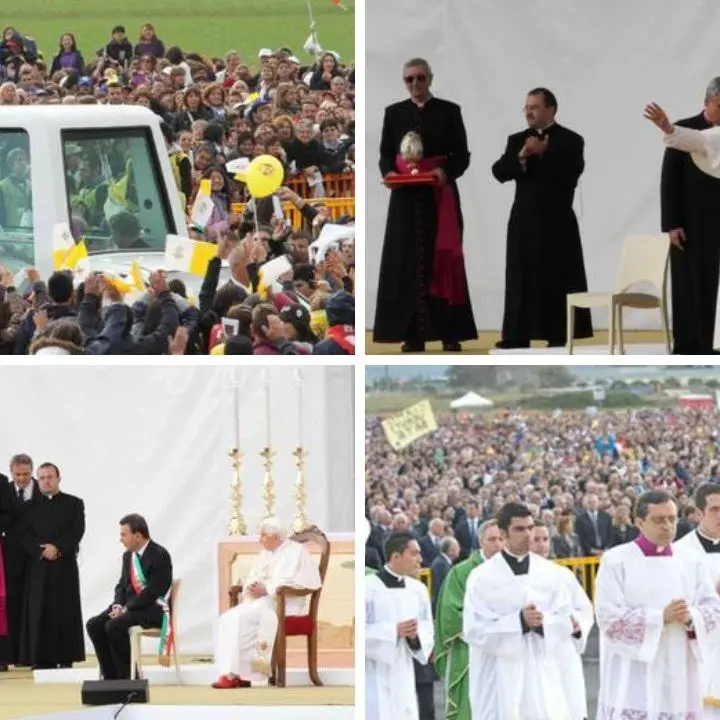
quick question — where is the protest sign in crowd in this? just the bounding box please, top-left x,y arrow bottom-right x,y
0,22 -> 355,354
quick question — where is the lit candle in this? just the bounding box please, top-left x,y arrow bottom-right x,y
295,369 -> 303,447
264,370 -> 272,447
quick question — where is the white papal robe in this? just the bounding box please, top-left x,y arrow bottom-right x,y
674,530 -> 720,718
463,551 -> 573,720
595,540 -> 720,720
553,564 -> 594,720
214,539 -> 321,681
663,125 -> 720,348
365,572 -> 433,720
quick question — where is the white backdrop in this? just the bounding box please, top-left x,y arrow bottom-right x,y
366,0 -> 720,330
0,366 -> 354,654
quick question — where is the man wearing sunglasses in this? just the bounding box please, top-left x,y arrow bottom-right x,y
374,58 -> 477,353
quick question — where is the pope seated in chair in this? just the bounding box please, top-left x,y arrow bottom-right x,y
212,517 -> 322,689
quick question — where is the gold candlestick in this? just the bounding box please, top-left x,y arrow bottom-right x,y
260,446 -> 276,518
228,448 -> 246,535
292,446 -> 308,532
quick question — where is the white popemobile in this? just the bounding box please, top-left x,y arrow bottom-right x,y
0,104 -> 223,294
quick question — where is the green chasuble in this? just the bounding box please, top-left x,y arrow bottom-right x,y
434,550 -> 484,720
365,567 -> 377,576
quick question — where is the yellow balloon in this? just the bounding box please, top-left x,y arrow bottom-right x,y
245,154 -> 284,198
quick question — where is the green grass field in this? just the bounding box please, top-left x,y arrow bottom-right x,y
2,0 -> 354,67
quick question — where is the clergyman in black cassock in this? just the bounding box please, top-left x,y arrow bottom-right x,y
19,465 -> 85,669
492,88 -> 592,348
86,516 -> 172,680
661,80 -> 720,354
1,462 -> 41,668
373,59 -> 477,351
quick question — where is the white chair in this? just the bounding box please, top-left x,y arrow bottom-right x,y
129,579 -> 182,684
567,234 -> 670,354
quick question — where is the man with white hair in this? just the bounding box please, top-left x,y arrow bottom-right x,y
212,517 -> 321,689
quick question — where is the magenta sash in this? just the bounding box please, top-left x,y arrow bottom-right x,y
0,538 -> 7,636
395,154 -> 466,305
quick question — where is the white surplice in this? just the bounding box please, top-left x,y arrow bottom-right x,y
462,551 -> 573,720
553,564 -> 594,720
674,530 -> 720,718
595,541 -> 720,719
365,572 -> 433,720
214,539 -> 321,680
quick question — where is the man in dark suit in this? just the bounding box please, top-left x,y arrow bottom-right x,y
419,518 -> 445,567
575,494 -> 613,556
0,455 -> 40,670
454,500 -> 481,561
86,514 -> 173,679
492,87 -> 592,348
373,57 -> 477,352
430,537 -> 459,613
367,508 -> 391,566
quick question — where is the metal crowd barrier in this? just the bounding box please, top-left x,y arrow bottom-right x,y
231,197 -> 355,230
418,556 -> 601,603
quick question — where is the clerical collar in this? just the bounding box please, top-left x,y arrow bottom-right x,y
383,564 -> 403,580
697,528 -> 720,545
503,548 -> 529,562
696,529 -> 720,553
502,549 -> 530,575
634,534 -> 672,557
410,94 -> 432,108
377,565 -> 406,589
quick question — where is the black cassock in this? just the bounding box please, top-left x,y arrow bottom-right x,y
0,475 -> 40,665
20,491 -> 85,667
492,123 -> 593,345
661,112 -> 720,354
373,97 -> 477,344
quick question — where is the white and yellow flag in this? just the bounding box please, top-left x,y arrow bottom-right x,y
190,178 -> 214,229
164,234 -> 217,277
52,223 -> 76,270
381,399 -> 438,451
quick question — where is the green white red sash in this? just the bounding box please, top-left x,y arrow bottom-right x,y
130,553 -> 173,666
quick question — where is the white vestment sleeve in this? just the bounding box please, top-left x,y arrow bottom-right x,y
664,125 -> 720,168
462,566 -> 523,658
266,541 -> 321,596
365,578 -> 398,665
595,553 -> 664,663
565,567 -> 595,654
687,560 -> 720,664
410,581 -> 433,665
538,576 -> 574,654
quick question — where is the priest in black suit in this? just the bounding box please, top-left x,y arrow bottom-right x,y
492,88 -> 592,348
373,58 -> 477,352
19,462 -> 85,669
660,77 -> 720,354
86,514 -> 173,680
0,455 -> 40,670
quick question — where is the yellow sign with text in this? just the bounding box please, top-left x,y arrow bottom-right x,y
382,400 -> 437,450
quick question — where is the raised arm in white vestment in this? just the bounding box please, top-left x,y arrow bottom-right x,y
664,126 -> 720,169
595,555 -> 664,663
365,579 -> 398,665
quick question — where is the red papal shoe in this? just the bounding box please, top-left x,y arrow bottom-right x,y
212,675 -> 251,689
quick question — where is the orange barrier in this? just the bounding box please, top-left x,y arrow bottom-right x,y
231,198 -> 355,231
418,556 -> 600,601
286,172 -> 355,199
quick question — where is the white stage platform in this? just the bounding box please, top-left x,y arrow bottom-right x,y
33,666 -> 353,687
24,706 -> 354,720
489,343 -> 667,356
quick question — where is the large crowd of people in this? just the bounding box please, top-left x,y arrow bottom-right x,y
365,404 -> 720,719
0,22 -> 355,355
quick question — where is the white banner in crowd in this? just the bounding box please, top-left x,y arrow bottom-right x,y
0,366 -> 354,654
365,0 -> 720,330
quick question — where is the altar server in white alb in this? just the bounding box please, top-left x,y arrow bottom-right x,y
212,517 -> 321,689
530,520 -> 594,720
365,530 -> 433,720
463,502 -> 573,720
674,484 -> 720,718
596,490 -> 720,719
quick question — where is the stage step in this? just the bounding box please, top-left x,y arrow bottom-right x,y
33,665 -> 354,687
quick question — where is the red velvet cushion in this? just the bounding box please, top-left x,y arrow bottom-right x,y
285,615 -> 314,636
